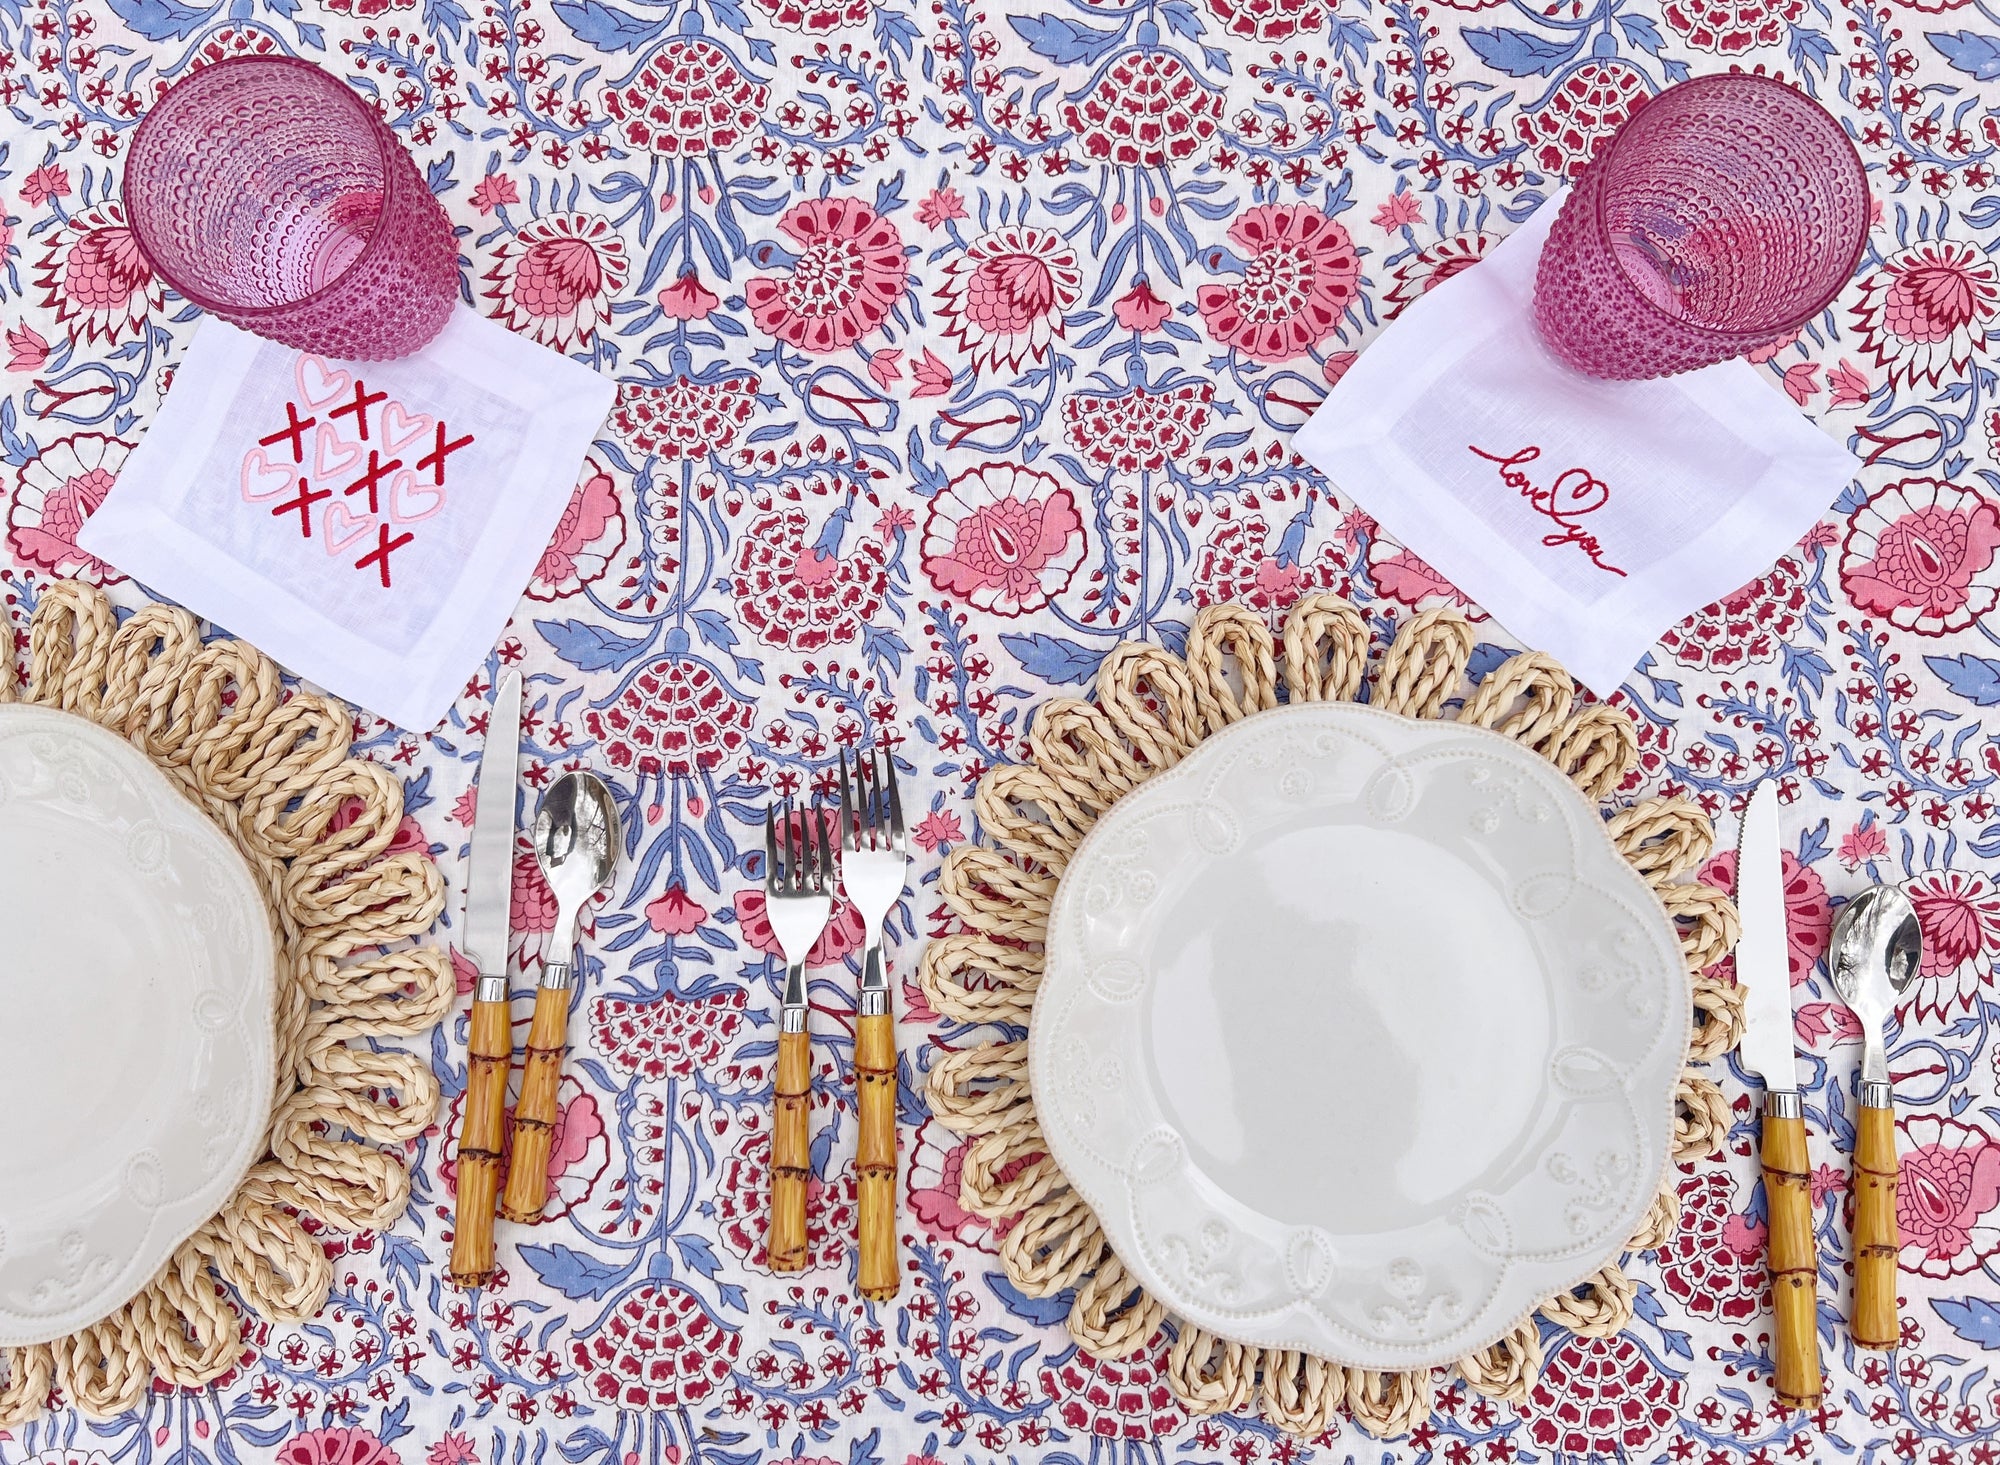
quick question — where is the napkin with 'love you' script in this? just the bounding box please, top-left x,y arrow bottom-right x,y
1294,194 -> 1859,698
79,306 -> 613,730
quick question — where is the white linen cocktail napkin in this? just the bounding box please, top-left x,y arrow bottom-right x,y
79,306 -> 613,730
1294,194 -> 1858,697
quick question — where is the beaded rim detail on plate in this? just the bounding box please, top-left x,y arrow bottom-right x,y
0,579 -> 451,1424
921,595 -> 1743,1441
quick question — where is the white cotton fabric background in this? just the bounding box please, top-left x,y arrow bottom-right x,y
80,305 -> 614,730
1295,193 -> 1860,697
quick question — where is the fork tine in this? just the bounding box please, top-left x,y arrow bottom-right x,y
883,749 -> 906,853
781,795 -> 797,895
764,803 -> 778,894
819,803 -> 839,890
838,749 -> 855,854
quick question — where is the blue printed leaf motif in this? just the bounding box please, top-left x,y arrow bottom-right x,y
551,0 -> 671,50
1926,653 -> 2000,706
536,618 -> 653,672
999,631 -> 1104,685
1008,13 -> 1128,65
1462,25 -> 1582,76
104,0 -> 215,41
1935,1296 -> 2000,1347
520,1243 -> 628,1300
1930,29 -> 2000,80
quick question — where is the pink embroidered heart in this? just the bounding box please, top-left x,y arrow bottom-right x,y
321,499 -> 375,557
387,468 -> 446,524
378,400 -> 432,460
295,354 -> 354,412
239,447 -> 296,504
312,423 -> 365,484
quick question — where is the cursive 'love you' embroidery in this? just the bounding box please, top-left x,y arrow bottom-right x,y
1467,444 -> 1628,579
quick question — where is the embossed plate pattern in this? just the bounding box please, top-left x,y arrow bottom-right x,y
1030,700 -> 1688,1369
0,703 -> 275,1347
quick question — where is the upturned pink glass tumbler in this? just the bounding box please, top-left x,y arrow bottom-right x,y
1533,73 -> 1868,380
123,57 -> 457,360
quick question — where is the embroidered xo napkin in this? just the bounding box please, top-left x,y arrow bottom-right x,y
80,306 -> 613,730
1294,194 -> 1859,698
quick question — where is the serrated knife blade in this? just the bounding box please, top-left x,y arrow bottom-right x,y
1735,779 -> 1798,1095
464,670 -> 522,986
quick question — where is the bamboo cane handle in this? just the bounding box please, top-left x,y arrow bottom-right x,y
856,1011 -> 899,1301
770,1026 -> 812,1272
448,995 -> 511,1287
499,984 -> 571,1223
1853,1099 -> 1901,1350
1762,1107 -> 1822,1410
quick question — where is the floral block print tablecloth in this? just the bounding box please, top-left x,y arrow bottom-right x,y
6,0 -> 2000,1456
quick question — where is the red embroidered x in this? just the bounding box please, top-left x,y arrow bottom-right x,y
271,477 -> 331,537
329,380 -> 388,441
415,421 -> 475,486
341,450 -> 405,515
258,401 -> 317,464
355,524 -> 415,588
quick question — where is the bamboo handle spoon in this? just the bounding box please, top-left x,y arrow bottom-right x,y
500,771 -> 619,1224
1829,884 -> 1921,1349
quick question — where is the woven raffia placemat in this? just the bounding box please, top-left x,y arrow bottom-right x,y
922,595 -> 1745,1440
0,580 -> 451,1423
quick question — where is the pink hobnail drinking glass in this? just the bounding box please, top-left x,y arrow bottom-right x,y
123,57 -> 458,360
1533,73 -> 1868,381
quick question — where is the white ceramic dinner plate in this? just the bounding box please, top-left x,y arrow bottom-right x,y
0,703 -> 273,1347
1032,700 -> 1687,1370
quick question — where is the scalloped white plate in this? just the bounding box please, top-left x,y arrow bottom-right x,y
0,703 -> 274,1347
1031,700 -> 1686,1369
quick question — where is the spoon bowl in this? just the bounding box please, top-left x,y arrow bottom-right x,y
1828,882 -> 1921,1088
534,771 -> 620,929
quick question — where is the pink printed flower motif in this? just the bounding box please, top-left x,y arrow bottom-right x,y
1202,0 -> 1325,42
1512,62 -> 1649,178
276,1429 -> 402,1465
920,463 -> 1085,616
1659,555 -> 1807,671
729,497 -> 891,651
1657,1170 -> 1765,1322
483,212 -> 630,352
1904,869 -> 2000,1021
1369,541 -> 1473,612
1526,1335 -> 1684,1457
6,323 -> 50,372
747,197 -> 909,353
1838,477 -> 2000,636
1838,818 -> 1889,871
1372,189 -> 1423,231
935,226 -> 1082,374
610,372 -> 761,462
468,172 -> 518,215
1381,232 -> 1497,318
1196,206 -> 1360,361
1061,50 -> 1224,168
34,201 -> 162,347
1662,0 -> 1804,52
1039,1335 -> 1187,1441
582,657 -> 756,778
424,1437 -> 477,1465
1898,1113 -> 2000,1278
569,1282 -> 741,1408
916,187 -> 967,228
526,460 -> 627,601
658,271 -> 719,321
7,431 -> 129,585
601,37 -> 770,155
751,0 -> 869,31
1113,280 -> 1173,332
590,987 -> 746,1082
1851,239 -> 1999,391
911,808 -> 963,852
443,1075 -> 613,1220
1192,514 -> 1352,623
645,884 -> 708,936
1061,381 -> 1214,473
905,1116 -> 991,1247
20,164 -> 71,207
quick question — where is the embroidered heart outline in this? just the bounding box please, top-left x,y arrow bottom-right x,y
377,400 -> 434,461
321,499 -> 376,557
387,469 -> 446,525
239,447 -> 296,504
312,423 -> 366,484
295,355 -> 354,413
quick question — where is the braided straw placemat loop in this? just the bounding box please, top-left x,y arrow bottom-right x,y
0,580 -> 451,1424
922,594 -> 1743,1439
